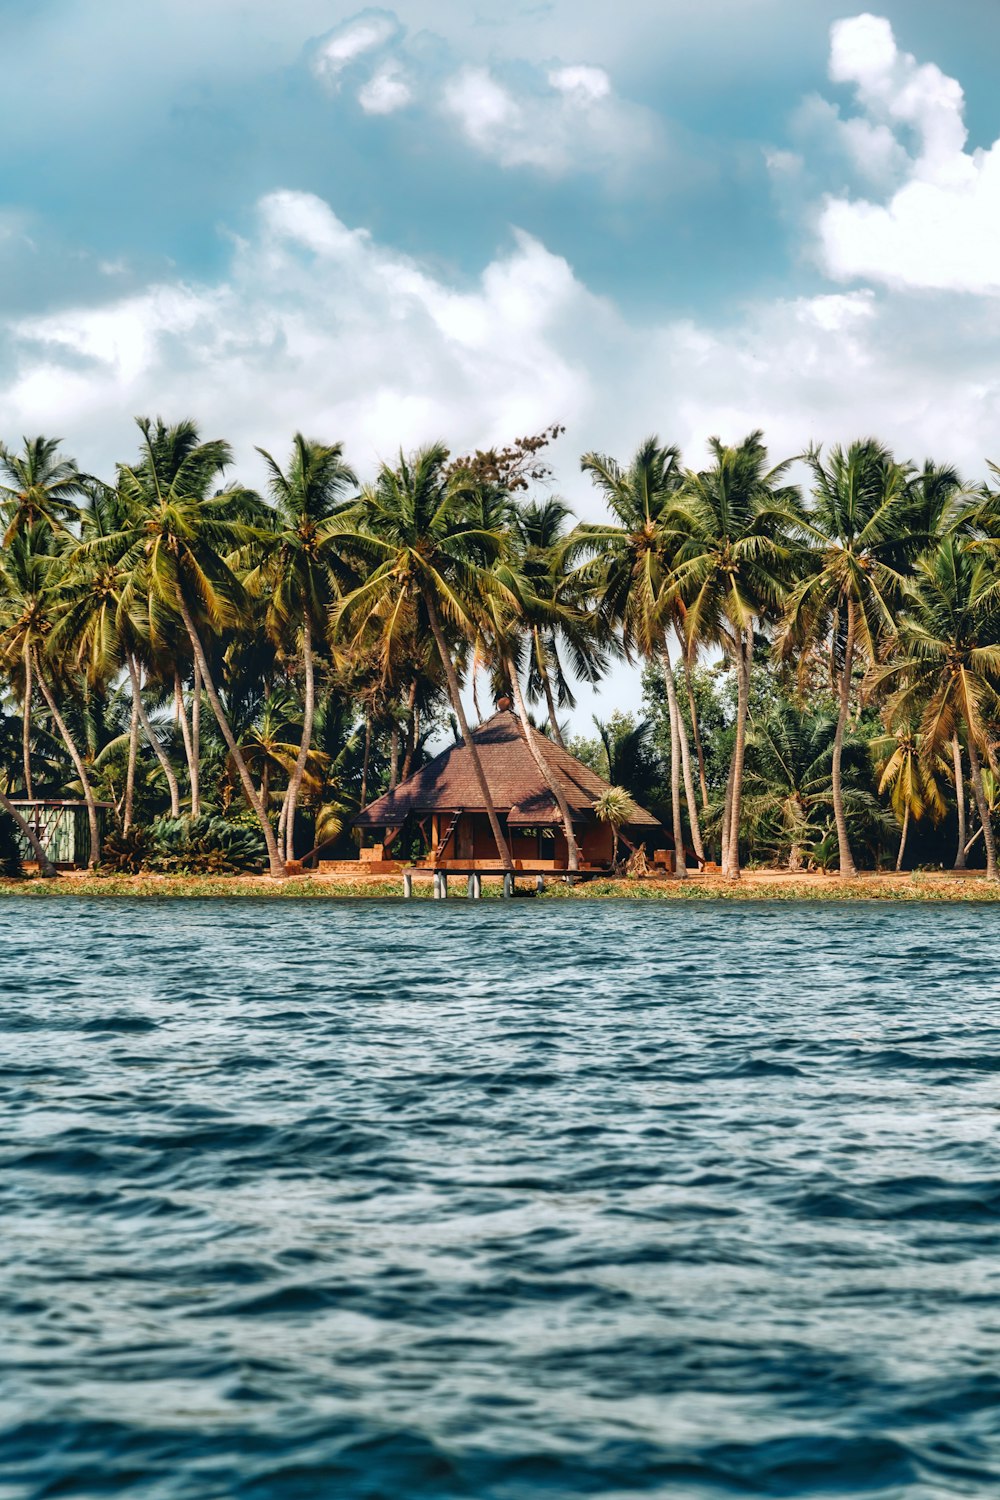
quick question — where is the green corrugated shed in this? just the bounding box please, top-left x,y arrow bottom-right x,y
9,802 -> 109,868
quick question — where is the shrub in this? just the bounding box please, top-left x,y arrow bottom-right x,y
101,815 -> 268,875
0,811 -> 22,879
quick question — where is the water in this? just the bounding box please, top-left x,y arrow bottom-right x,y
1,898 -> 999,1499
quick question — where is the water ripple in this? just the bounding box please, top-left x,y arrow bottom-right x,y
1,897 -> 999,1497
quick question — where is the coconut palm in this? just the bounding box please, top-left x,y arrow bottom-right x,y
332,443 -> 516,871
104,417 -> 286,877
779,440 -> 915,878
579,438 -> 699,877
250,434 -> 357,860
869,534 -> 1000,880
0,436 -> 84,546
592,784 -> 635,869
670,431 -> 802,879
872,723 -> 947,870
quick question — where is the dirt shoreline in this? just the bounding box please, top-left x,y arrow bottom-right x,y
1,869 -> 998,901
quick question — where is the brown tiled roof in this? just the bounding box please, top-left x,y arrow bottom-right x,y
355,709 -> 661,829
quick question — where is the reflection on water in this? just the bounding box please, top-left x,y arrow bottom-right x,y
2,897 -> 999,1498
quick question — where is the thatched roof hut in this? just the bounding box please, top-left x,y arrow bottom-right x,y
355,707 -> 663,873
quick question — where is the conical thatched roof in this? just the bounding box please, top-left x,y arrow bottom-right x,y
355,709 -> 661,829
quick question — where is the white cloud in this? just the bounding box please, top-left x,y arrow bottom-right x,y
6,187 -> 1000,497
440,61 -> 661,176
358,63 -> 412,115
311,12 -> 400,89
815,14 -> 1000,292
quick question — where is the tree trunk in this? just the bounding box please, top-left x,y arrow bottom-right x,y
360,710 -> 371,809
175,588 -> 285,879
390,720 -> 400,792
952,733 -> 967,869
966,731 -> 998,881
191,657 -> 201,817
724,631 -> 751,880
832,595 -> 858,878
124,688 -> 139,833
422,585 -> 513,871
22,643 -> 34,800
664,645 -> 704,865
678,632 -> 709,810
401,678 -> 418,781
34,658 -> 101,870
662,649 -> 687,880
127,654 -> 180,818
895,802 -> 910,872
280,613 -> 315,864
506,654 -> 580,872
720,750 -> 736,871
788,843 -> 803,873
0,790 -> 56,877
535,630 -> 567,749
175,669 -> 195,814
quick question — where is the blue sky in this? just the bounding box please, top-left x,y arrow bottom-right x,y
4,1 -> 1000,722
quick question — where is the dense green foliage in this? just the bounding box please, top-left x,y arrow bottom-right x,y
3,419 -> 1000,879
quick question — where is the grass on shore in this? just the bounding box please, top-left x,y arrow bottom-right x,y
1,871 -> 999,901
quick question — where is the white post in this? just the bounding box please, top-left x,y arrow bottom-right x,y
472,873 -> 481,900
402,872 -> 413,899
535,875 -> 544,893
467,873 -> 476,899
503,873 -> 514,898
440,872 -> 448,900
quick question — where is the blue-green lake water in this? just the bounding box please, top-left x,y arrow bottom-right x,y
2,897 -> 999,1498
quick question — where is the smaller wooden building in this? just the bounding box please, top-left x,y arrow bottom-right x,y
354,707 -> 664,875
9,800 -> 109,869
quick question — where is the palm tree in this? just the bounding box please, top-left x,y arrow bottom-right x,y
779,440 -> 915,878
0,525 -> 104,866
333,444 -> 515,871
58,477 -> 182,821
868,535 -> 1000,880
108,417 -> 286,878
670,431 -> 801,879
0,436 -> 84,546
511,497 -> 610,748
250,434 -> 357,861
873,724 -> 947,870
579,438 -> 698,877
593,785 -> 634,868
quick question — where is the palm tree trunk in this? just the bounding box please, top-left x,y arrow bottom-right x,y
724,631 -> 751,880
33,658 -> 101,869
175,588 -> 285,879
360,710 -> 371,809
401,678 -> 418,780
22,643 -> 34,800
124,689 -> 139,833
280,614 -> 315,864
832,596 -> 858,878
966,732 -> 998,880
662,649 -> 687,880
127,654 -> 180,818
175,669 -> 196,813
895,803 -> 910,872
720,752 -> 735,871
664,645 -> 704,864
952,733 -> 967,870
422,585 -> 513,871
535,630 -> 567,749
390,721 -> 400,792
505,654 -> 580,872
191,658 -> 201,817
0,791 -> 56,877
677,631 -> 708,810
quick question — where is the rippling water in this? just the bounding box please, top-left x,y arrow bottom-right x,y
2,897 -> 1000,1498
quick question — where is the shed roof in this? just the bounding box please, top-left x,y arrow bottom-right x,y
355,709 -> 661,829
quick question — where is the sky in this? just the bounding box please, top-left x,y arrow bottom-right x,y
3,0 -> 1000,727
